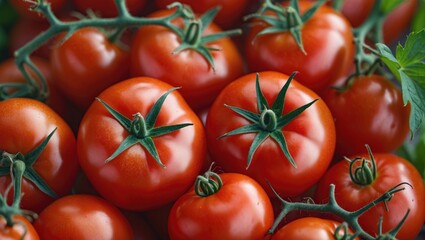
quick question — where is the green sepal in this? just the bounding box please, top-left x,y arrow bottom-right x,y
247,0 -> 326,53
218,72 -> 316,169
97,87 -> 193,167
0,128 -> 58,199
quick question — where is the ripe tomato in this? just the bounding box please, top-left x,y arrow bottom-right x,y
50,27 -> 130,110
168,172 -> 274,240
154,0 -> 250,29
271,217 -> 358,240
205,71 -> 336,198
72,0 -> 147,18
130,8 -> 245,111
0,98 -> 79,213
0,57 -> 81,132
33,194 -> 134,239
321,75 -> 410,158
8,18 -> 50,59
315,151 -> 425,239
0,215 -> 39,240
245,1 -> 354,93
77,77 -> 206,210
340,0 -> 417,44
9,0 -> 68,22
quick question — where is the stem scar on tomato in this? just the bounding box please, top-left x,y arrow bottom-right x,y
218,72 -> 317,169
96,87 -> 193,167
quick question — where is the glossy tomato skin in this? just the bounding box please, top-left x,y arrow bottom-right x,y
154,0 -> 250,29
271,217 -> 358,240
51,27 -> 130,110
130,9 -> 245,111
72,0 -> 147,17
0,57 -> 81,131
77,77 -> 206,211
245,1 -> 354,93
205,71 -> 336,198
340,0 -> 417,44
321,75 -> 410,158
168,173 -> 274,240
33,194 -> 134,239
315,154 -> 425,240
0,98 -> 79,213
0,215 -> 40,240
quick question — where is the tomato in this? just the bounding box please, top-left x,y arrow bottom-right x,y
340,0 -> 417,44
245,1 -> 354,93
121,210 -> 158,240
9,0 -> 68,22
50,27 -> 130,110
0,98 -> 79,213
77,77 -> 206,210
0,57 -> 81,132
8,18 -> 50,59
321,75 -> 410,158
130,8 -> 245,111
0,215 -> 39,240
154,0 -> 250,29
33,194 -> 134,239
205,71 -> 336,198
72,0 -> 147,18
314,151 -> 425,239
168,172 -> 274,240
271,217 -> 358,240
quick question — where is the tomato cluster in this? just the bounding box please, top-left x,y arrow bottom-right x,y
0,0 -> 424,239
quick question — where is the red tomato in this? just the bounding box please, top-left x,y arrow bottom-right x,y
271,217 -> 358,239
321,75 -> 410,158
50,27 -> 130,110
0,215 -> 39,240
0,98 -> 79,213
8,18 -> 51,59
340,0 -> 417,44
130,8 -> 245,111
77,77 -> 206,210
72,0 -> 147,18
154,0 -> 250,29
245,1 -> 354,93
33,194 -> 134,239
315,152 -> 425,239
168,172 -> 274,240
121,210 -> 158,240
9,0 -> 68,22
0,57 -> 81,132
205,71 -> 336,198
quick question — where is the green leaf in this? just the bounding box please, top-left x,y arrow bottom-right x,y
380,0 -> 404,15
412,0 -> 425,32
378,30 -> 425,136
247,131 -> 270,169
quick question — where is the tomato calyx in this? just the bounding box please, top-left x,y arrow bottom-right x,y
218,72 -> 317,169
0,156 -> 37,230
97,87 -> 193,167
245,0 -> 327,54
9,0 -> 240,101
347,145 -> 378,186
172,6 -> 242,71
194,168 -> 223,197
0,128 -> 58,199
268,182 -> 411,240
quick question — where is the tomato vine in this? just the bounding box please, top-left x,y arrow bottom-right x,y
0,0 -> 241,102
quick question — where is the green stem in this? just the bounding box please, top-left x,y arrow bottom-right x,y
195,171 -> 223,197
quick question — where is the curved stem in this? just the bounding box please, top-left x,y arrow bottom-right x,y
195,171 -> 223,197
260,109 -> 277,131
